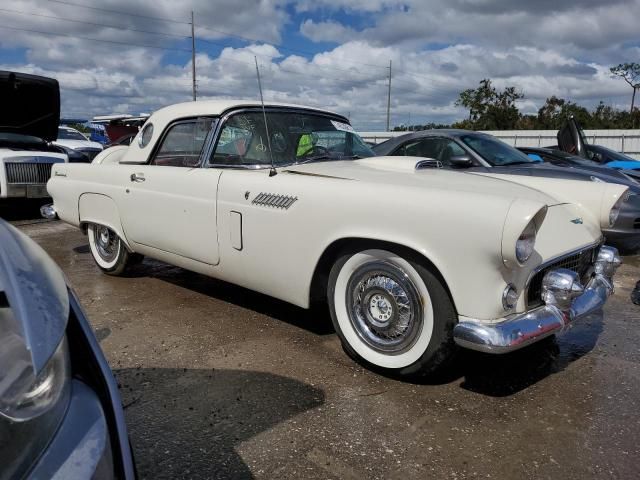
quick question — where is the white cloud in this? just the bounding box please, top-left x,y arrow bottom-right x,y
0,0 -> 638,129
299,19 -> 358,44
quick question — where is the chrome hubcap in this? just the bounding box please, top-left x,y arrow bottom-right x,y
346,261 -> 423,354
94,225 -> 118,262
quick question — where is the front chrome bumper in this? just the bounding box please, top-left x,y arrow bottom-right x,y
453,246 -> 620,354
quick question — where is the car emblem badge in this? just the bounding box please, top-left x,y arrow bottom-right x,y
570,217 -> 583,224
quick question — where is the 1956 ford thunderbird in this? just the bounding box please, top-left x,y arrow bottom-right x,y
45,101 -> 626,377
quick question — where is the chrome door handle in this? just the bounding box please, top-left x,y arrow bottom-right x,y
130,173 -> 145,182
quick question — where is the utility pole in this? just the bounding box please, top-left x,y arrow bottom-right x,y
386,60 -> 392,131
191,10 -> 196,101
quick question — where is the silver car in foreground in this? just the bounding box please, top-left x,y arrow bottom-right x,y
0,219 -> 135,479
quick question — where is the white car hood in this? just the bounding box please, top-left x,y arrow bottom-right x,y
285,156 -> 560,206
54,139 -> 103,150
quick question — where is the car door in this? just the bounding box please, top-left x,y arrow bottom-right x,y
557,117 -> 590,159
119,118 -> 222,265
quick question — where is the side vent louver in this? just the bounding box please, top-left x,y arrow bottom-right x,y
252,193 -> 298,210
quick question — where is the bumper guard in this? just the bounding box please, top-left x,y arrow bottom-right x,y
453,246 -> 620,354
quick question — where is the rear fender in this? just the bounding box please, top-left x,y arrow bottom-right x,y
78,193 -> 131,249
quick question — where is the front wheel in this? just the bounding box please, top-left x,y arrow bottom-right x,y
87,224 -> 136,275
328,249 -> 457,378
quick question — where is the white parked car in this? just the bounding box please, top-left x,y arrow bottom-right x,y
0,71 -> 67,199
45,100 -> 626,377
55,126 -> 103,163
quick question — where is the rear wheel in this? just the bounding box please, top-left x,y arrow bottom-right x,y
328,248 -> 457,377
87,224 -> 136,275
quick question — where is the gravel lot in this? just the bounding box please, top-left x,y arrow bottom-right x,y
7,202 -> 640,480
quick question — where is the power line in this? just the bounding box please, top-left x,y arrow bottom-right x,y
0,17 -> 450,95
47,0 -> 389,70
18,3 -> 460,113
46,0 -> 454,87
0,7 -> 191,40
47,0 -> 189,25
0,24 -> 191,52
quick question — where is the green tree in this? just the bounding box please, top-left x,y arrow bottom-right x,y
610,63 -> 640,114
454,79 -> 523,130
536,96 -> 590,129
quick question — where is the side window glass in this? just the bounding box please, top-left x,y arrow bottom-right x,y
212,114 -> 273,166
151,118 -> 211,167
398,138 -> 466,166
396,140 -> 421,156
214,125 -> 254,164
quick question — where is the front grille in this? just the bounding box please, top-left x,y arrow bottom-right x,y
5,162 -> 54,184
77,148 -> 101,161
526,246 -> 597,308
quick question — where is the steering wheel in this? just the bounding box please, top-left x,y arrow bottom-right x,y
299,145 -> 330,158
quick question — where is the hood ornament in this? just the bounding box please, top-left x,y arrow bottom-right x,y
570,217 -> 584,224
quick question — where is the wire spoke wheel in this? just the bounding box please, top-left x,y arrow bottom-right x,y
346,261 -> 423,355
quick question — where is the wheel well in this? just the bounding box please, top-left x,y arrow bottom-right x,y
309,238 -> 456,310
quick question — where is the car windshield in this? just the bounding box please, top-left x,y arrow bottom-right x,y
212,111 -> 375,167
533,149 -> 601,167
460,134 -> 537,166
57,128 -> 87,140
590,145 -> 639,163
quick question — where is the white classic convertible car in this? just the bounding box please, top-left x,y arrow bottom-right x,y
45,101 -> 626,377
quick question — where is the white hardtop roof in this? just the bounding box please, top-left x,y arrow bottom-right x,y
148,100 -> 345,125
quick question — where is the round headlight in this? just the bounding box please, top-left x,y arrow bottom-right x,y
515,221 -> 536,264
0,313 -> 70,422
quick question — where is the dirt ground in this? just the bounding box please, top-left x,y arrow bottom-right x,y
8,202 -> 640,480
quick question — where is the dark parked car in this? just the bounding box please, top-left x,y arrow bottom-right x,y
555,116 -> 640,180
517,146 -> 639,183
0,219 -> 135,479
373,130 -> 640,253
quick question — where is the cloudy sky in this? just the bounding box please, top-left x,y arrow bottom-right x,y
1,0 -> 639,130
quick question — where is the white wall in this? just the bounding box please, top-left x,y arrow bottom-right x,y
360,129 -> 640,159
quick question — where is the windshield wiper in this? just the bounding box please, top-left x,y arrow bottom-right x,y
296,154 -> 334,164
501,160 -> 536,166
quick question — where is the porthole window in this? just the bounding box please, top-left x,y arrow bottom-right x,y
138,123 -> 154,148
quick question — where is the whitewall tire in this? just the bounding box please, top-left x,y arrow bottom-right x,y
328,249 -> 457,377
87,224 -> 135,275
